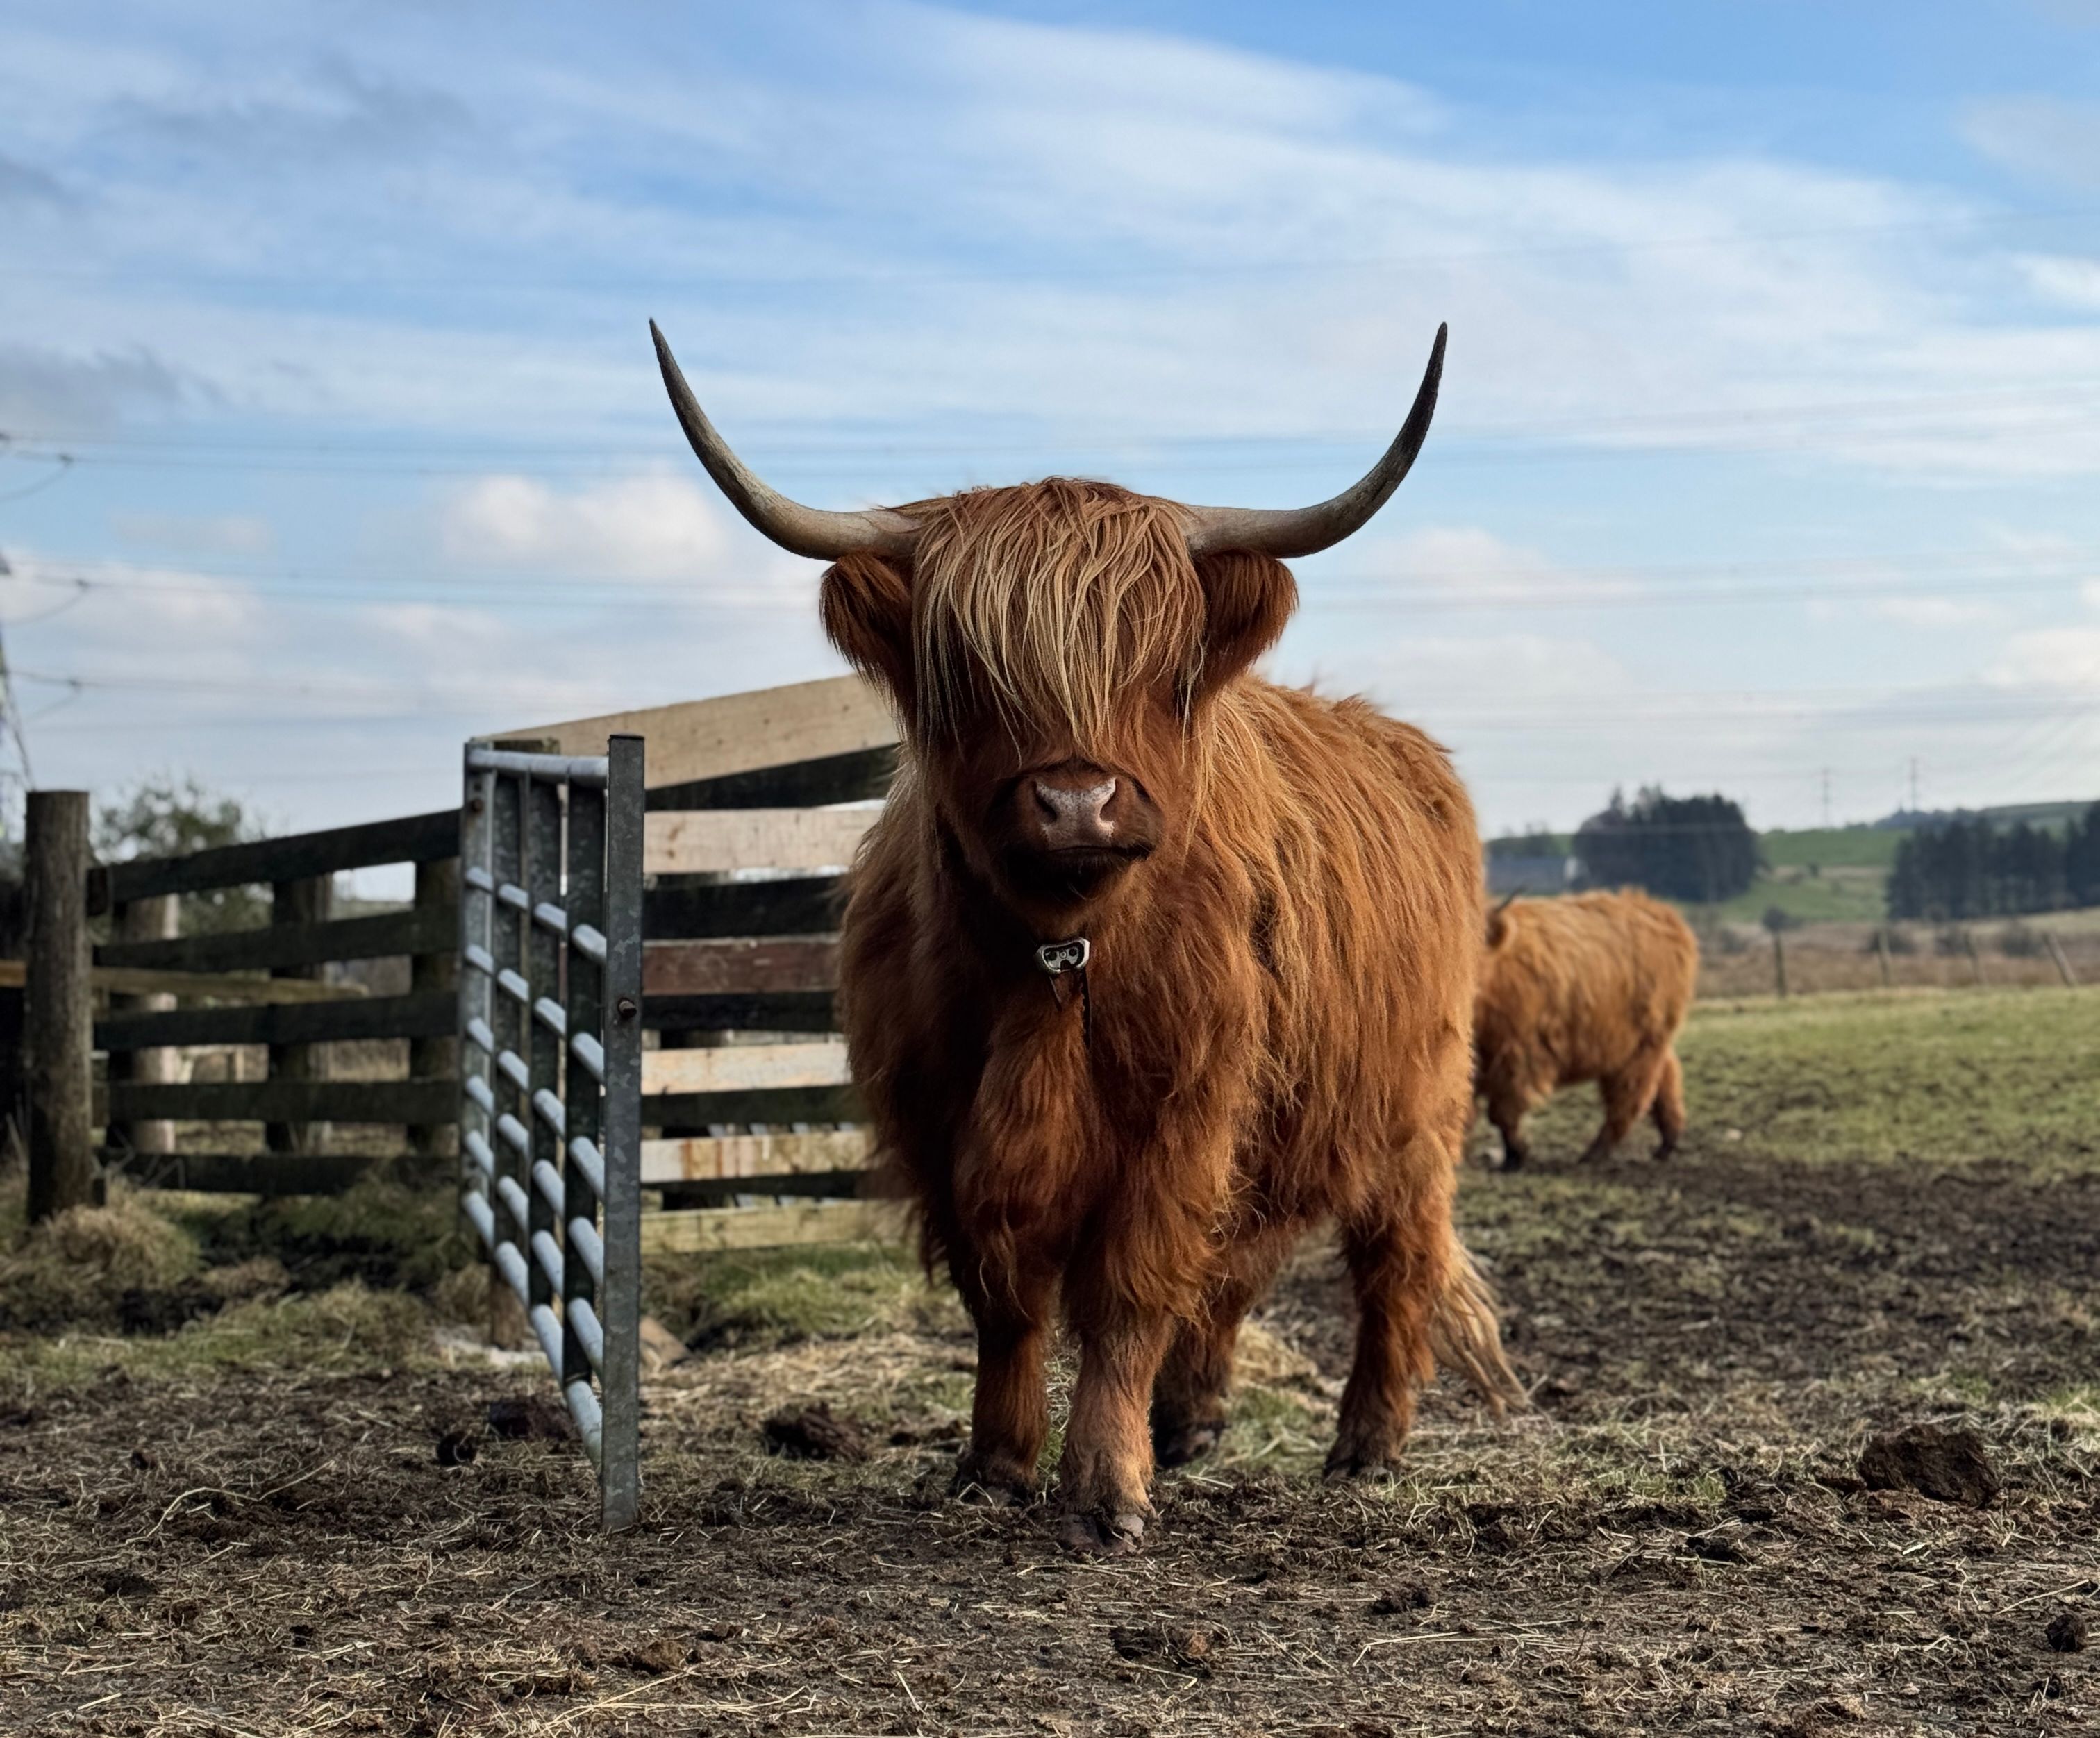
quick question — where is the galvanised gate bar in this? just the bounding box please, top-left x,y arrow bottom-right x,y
458,734 -> 646,1530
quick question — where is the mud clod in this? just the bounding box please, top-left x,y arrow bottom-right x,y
1368,1581 -> 1435,1614
1858,1423 -> 2001,1507
484,1396 -> 574,1442
2046,1610 -> 2088,1653
762,1401 -> 867,1462
1110,1624 -> 1226,1675
433,1427 -> 478,1467
623,1635 -> 690,1675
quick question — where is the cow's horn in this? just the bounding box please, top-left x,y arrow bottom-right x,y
651,321 -> 920,562
1183,324 -> 1446,560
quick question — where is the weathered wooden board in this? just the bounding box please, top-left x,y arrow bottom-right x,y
641,1040 -> 851,1096
493,674 -> 897,793
642,937 -> 838,997
640,1128 -> 872,1183
0,961 -> 370,1005
648,745 -> 897,813
97,904 -> 453,974
97,988 -> 456,1053
102,1077 -> 455,1125
643,992 -> 836,1035
643,875 -> 842,942
109,1152 -> 399,1196
643,808 -> 876,876
640,1085 -> 860,1126
93,809 -> 458,909
638,1197 -> 908,1255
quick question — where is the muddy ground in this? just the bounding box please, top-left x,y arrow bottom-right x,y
3,990 -> 2099,1735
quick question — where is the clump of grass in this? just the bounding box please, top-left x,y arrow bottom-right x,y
645,1242 -> 963,1350
187,1178 -> 473,1294
0,1182 -> 201,1332
179,1281 -> 435,1372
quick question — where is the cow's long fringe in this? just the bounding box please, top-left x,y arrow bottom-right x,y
910,481 -> 1205,751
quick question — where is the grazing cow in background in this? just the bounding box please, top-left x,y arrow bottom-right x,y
1473,890 -> 1698,1170
653,320 -> 1523,1555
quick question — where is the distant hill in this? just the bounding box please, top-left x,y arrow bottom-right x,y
1873,798 -> 2097,833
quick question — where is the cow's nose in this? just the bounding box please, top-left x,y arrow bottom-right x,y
1033,778 -> 1119,849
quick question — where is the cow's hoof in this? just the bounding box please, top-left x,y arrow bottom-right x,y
953,1450 -> 1038,1508
1056,1508 -> 1147,1556
1324,1439 -> 1400,1483
1500,1147 -> 1528,1172
1152,1418 -> 1224,1469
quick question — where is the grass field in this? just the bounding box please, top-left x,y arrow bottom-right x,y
3,987 -> 2097,1734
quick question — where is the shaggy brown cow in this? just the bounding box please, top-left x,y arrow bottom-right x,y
653,321 -> 1522,1554
1473,890 -> 1697,1169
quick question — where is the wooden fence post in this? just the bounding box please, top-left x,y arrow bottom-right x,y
1964,925 -> 1985,987
1772,930 -> 1788,999
1875,926 -> 1893,989
2047,931 -> 2078,987
265,875 -> 332,1155
406,857 -> 458,1164
104,895 -> 179,1163
26,791 -> 94,1222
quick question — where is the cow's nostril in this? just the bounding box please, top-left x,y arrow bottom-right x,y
1032,778 -> 1119,844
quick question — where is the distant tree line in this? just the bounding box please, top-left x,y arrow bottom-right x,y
1573,787 -> 1758,903
1885,804 -> 2100,921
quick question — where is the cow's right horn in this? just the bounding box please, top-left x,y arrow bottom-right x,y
651,322 -> 920,562
1183,324 -> 1446,560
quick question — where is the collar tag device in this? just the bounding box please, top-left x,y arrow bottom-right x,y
1035,937 -> 1090,976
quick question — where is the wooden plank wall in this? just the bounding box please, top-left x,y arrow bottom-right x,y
546,676 -> 901,1255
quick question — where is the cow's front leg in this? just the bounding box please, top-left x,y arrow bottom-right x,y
953,1256 -> 1056,1505
1056,1306 -> 1174,1555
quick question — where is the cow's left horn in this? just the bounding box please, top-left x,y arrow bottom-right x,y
1183,324 -> 1446,560
651,322 -> 921,562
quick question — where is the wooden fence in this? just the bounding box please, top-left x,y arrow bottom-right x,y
89,807 -> 462,1195
19,674 -> 910,1260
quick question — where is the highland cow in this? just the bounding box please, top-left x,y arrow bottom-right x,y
1474,890 -> 1697,1169
653,321 -> 1522,1555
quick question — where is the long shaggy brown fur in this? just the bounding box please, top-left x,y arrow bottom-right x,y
824,479 -> 1522,1552
1474,889 -> 1699,1169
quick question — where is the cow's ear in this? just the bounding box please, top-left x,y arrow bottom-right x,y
1192,551 -> 1297,701
821,553 -> 917,722
1485,894 -> 1519,950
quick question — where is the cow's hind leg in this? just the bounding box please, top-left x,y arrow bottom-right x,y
952,1257 -> 1055,1505
1151,1225 -> 1294,1469
1328,1167 -> 1453,1479
1484,1085 -> 1535,1171
1578,1050 -> 1665,1165
1649,1048 -> 1685,1160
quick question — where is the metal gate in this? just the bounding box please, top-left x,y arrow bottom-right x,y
457,733 -> 645,1530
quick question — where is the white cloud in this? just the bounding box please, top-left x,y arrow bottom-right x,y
1865,596 -> 1999,628
1963,95 -> 2100,190
2016,253 -> 2100,310
1988,626 -> 2100,687
112,511 -> 274,556
439,470 -> 737,582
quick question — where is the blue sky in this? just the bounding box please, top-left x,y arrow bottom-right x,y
3,0 -> 2099,849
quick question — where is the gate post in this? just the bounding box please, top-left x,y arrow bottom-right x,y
599,733 -> 646,1531
407,858 -> 459,1162
26,791 -> 94,1223
266,874 -> 333,1154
